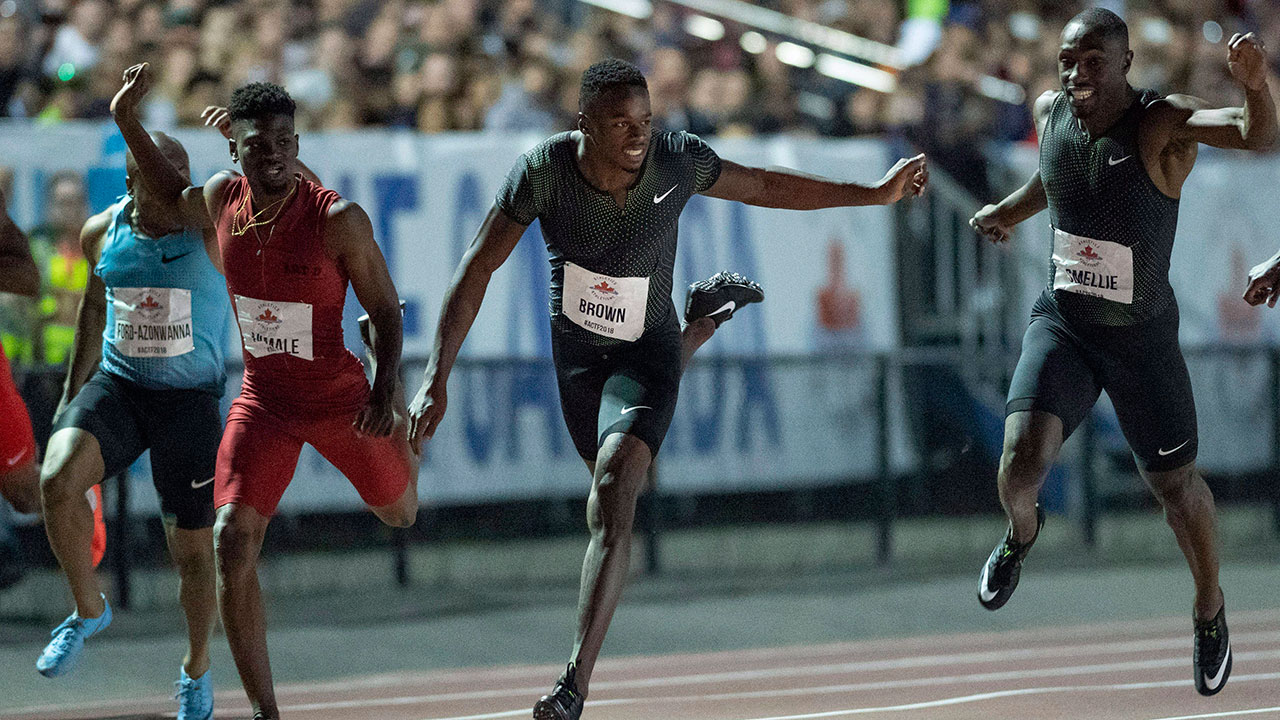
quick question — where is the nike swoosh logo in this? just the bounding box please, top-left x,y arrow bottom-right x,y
1157,439 -> 1191,456
1203,643 -> 1231,691
707,300 -> 735,316
190,477 -> 215,489
653,185 -> 678,204
620,405 -> 653,415
979,563 -> 998,602
5,449 -> 25,466
1108,155 -> 1132,166
162,251 -> 193,264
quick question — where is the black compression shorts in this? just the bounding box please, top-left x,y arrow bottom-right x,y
1006,291 -> 1197,473
54,370 -> 221,529
552,316 -> 683,462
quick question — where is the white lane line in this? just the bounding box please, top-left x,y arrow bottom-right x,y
727,672 -> 1280,720
269,648 -> 1280,713
1148,707 -> 1280,720
416,698 -> 638,720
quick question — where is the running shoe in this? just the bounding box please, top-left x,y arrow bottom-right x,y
684,271 -> 764,328
357,300 -> 408,350
533,662 -> 585,720
175,666 -> 214,720
1194,600 -> 1232,696
978,503 -> 1045,611
88,485 -> 106,569
36,594 -> 112,677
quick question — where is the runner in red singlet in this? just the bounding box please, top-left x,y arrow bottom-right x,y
0,188 -> 105,572
112,63 -> 418,720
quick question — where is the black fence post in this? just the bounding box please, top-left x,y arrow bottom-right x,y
111,471 -> 131,611
392,528 -> 409,587
1080,413 -> 1098,549
875,355 -> 895,566
1271,348 -> 1280,535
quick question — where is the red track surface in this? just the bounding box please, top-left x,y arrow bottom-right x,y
6,610 -> 1279,720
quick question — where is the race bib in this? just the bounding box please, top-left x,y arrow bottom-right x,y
109,287 -> 194,357
235,295 -> 313,360
1051,228 -> 1133,304
563,261 -> 649,341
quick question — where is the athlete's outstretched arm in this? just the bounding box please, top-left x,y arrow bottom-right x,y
1150,33 -> 1277,151
408,205 -> 525,449
0,189 -> 38,298
970,91 -> 1056,243
969,171 -> 1046,244
111,63 -> 214,229
57,212 -> 111,414
328,200 -> 403,437
701,155 -> 927,209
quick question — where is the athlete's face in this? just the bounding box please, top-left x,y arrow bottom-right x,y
580,87 -> 652,174
1058,22 -> 1132,119
230,114 -> 299,195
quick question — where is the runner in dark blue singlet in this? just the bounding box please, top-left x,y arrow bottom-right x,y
409,59 -> 928,720
970,8 -> 1276,697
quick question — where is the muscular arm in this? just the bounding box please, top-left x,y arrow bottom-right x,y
0,191 -> 38,298
328,200 -> 402,435
408,205 -> 525,445
702,155 -> 927,209
59,212 -> 110,410
970,91 -> 1055,242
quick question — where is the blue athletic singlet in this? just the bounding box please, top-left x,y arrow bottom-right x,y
98,196 -> 230,393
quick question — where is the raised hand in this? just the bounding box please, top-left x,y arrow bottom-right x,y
110,63 -> 153,119
1228,32 -> 1268,92
201,105 -> 233,139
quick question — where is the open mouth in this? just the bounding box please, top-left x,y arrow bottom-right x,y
264,164 -> 286,180
624,147 -> 646,158
1068,87 -> 1095,101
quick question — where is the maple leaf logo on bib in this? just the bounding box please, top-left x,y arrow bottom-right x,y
1079,245 -> 1102,262
136,294 -> 165,321
256,308 -> 281,325
592,280 -> 617,296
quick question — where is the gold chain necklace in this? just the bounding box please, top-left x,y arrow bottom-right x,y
231,180 -> 297,237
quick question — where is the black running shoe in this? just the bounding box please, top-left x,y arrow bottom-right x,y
357,300 -> 407,350
1194,600 -> 1232,696
684,271 -> 763,328
533,663 -> 585,720
978,503 -> 1045,611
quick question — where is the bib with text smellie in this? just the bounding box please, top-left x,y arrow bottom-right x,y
109,287 -> 194,357
235,295 -> 314,360
563,261 -> 649,341
1051,228 -> 1134,304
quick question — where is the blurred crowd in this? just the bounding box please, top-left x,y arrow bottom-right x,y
2,0 -> 1279,142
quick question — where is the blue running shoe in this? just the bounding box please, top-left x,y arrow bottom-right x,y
176,666 -> 214,720
36,594 -> 112,677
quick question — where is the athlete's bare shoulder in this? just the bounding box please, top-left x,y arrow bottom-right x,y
324,198 -> 375,256
1033,91 -> 1059,136
79,208 -> 114,263
202,170 -> 241,213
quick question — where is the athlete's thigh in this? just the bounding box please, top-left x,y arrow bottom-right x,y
214,397 -> 304,518
144,388 -> 223,530
0,380 -> 40,511
307,412 -> 413,510
553,336 -> 609,462
597,327 -> 682,459
1006,314 -> 1101,440
47,372 -> 146,483
1100,321 -> 1197,472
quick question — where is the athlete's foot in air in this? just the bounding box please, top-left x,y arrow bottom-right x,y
978,503 -> 1045,611
685,271 -> 764,328
533,663 -> 586,720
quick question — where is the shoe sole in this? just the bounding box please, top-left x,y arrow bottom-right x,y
977,505 -> 1046,611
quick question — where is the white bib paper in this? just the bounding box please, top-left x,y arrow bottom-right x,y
1051,228 -> 1134,304
235,295 -> 314,360
109,287 -> 194,357
563,261 -> 649,342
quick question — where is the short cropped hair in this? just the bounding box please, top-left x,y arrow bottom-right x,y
228,82 -> 296,123
1068,7 -> 1129,49
579,58 -> 648,112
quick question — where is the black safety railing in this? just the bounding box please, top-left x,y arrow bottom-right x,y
12,344 -> 1280,607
